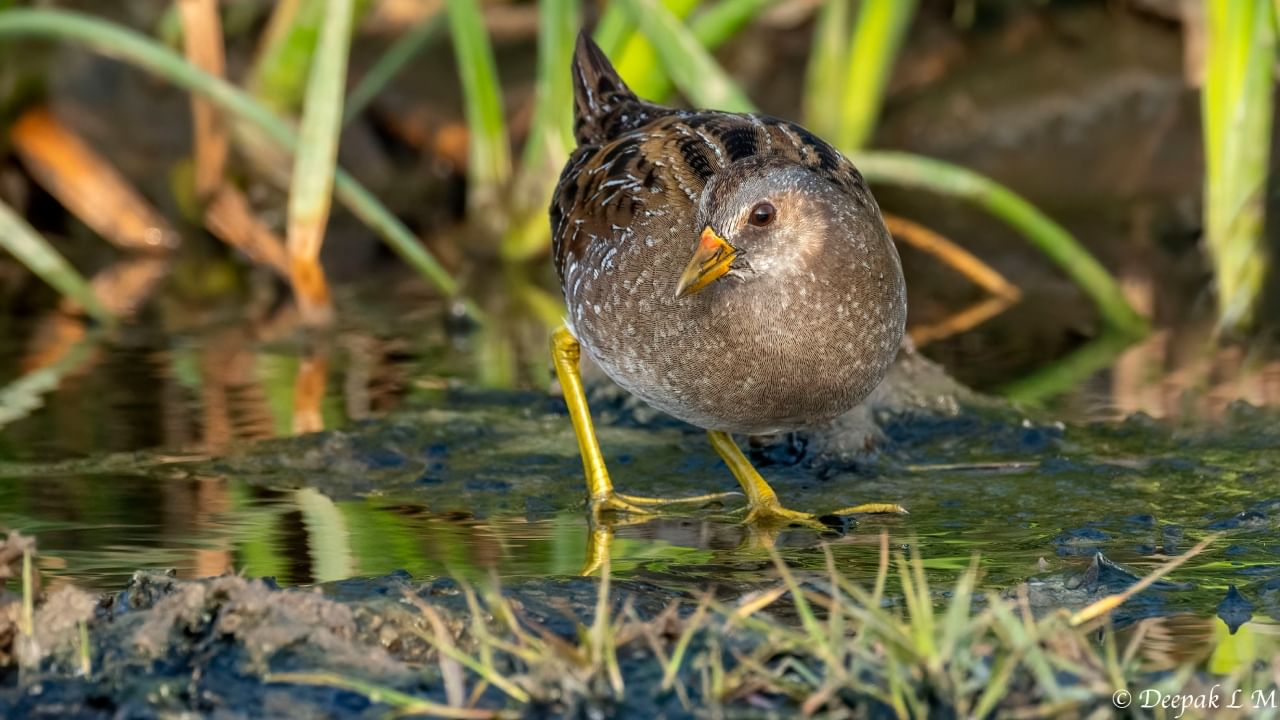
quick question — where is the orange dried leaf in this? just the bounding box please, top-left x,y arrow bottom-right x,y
10,107 -> 180,253
179,0 -> 230,199
203,185 -> 290,278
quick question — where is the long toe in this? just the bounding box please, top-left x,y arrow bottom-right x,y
614,490 -> 742,507
829,502 -> 909,516
590,490 -> 742,519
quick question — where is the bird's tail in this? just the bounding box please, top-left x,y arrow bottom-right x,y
571,31 -> 660,146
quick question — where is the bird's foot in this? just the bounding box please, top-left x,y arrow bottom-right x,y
728,499 -> 908,531
589,489 -> 742,519
738,499 -> 829,531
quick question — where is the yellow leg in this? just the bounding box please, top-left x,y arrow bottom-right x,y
552,326 -> 738,517
707,430 -> 908,527
707,430 -> 824,527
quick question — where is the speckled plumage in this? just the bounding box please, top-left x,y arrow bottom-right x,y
551,34 -> 906,436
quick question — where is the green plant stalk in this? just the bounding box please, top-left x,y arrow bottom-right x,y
516,0 -> 577,178
614,0 -> 700,98
0,10 -> 469,315
445,0 -> 510,202
287,0 -> 354,262
837,0 -> 917,151
851,152 -> 1149,338
154,2 -> 182,48
619,0 -> 754,113
1202,0 -> 1275,332
20,546 -> 33,637
343,9 -> 444,124
248,0 -> 374,115
804,0 -> 849,139
630,0 -> 777,104
265,672 -> 494,718
0,199 -> 112,324
77,620 -> 90,676
693,0 -> 777,49
500,0 -> 577,261
593,1 -> 633,56
254,0 -> 317,111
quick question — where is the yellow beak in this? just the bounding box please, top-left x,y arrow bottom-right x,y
675,226 -> 738,298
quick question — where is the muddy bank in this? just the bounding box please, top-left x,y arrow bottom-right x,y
2,539 -> 1277,718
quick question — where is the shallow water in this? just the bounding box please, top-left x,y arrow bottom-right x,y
3,315 -> 1278,642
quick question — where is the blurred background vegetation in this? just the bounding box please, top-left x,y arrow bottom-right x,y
0,0 -> 1277,456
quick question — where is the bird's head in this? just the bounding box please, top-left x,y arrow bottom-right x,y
676,157 -> 881,299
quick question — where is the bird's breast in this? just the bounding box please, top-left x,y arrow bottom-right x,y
571,245 -> 904,435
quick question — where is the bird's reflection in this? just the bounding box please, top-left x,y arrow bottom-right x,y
579,510 -> 857,577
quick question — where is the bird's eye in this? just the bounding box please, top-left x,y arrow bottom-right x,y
748,202 -> 776,227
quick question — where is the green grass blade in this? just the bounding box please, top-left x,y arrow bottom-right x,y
613,0 -> 773,105
518,0 -> 577,174
249,0 -> 322,113
343,9 -> 444,124
593,2 -> 633,56
618,0 -> 774,104
804,0 -> 850,138
612,0 -> 699,99
938,556 -> 979,661
0,198 -> 112,324
500,0 -> 577,261
1201,0 -> 1274,332
618,0 -> 754,112
287,0 -> 354,301
445,0 -> 510,202
265,672 -> 495,718
851,151 -> 1149,339
837,0 -> 917,151
248,0 -> 373,115
690,0 -> 777,49
0,9 -> 469,316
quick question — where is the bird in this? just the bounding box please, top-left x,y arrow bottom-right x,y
549,32 -> 908,527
